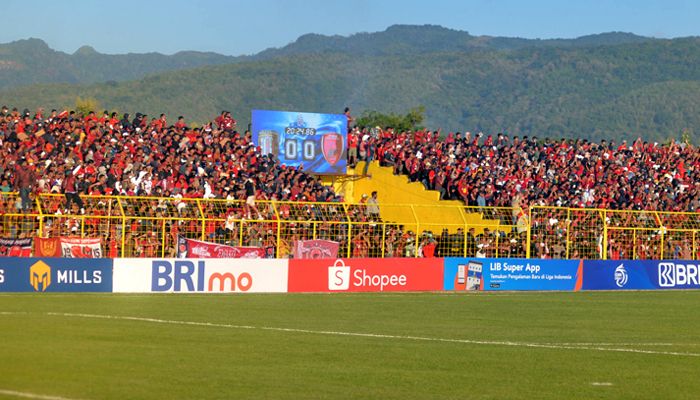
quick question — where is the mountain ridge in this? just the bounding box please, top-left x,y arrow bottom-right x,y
1,26 -> 699,143
0,26 -> 660,90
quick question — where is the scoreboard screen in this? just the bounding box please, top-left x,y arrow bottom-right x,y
252,109 -> 347,174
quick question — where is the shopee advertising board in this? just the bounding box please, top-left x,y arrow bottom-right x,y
288,258 -> 443,293
113,258 -> 288,293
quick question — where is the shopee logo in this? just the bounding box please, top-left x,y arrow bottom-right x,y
352,269 -> 407,291
328,260 -> 350,290
326,259 -> 408,292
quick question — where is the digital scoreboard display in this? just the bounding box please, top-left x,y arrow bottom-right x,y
252,109 -> 347,174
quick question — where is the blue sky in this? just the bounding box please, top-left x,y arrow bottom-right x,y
4,0 -> 699,55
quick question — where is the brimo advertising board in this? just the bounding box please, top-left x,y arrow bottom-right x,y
113,259 -> 288,293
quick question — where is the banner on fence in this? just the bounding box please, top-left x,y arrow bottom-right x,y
583,260 -> 700,290
0,238 -> 33,257
444,258 -> 583,291
113,258 -> 288,293
288,258 -> 443,293
0,258 -> 112,292
292,240 -> 339,259
35,237 -> 102,258
177,236 -> 266,259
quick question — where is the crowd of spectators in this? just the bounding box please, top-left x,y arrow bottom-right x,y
6,104 -> 696,215
344,125 -> 700,259
2,103 -> 699,260
349,126 -> 700,213
0,105 -> 342,217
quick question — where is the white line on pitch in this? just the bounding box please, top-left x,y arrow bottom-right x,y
538,342 -> 674,346
37,312 -> 700,358
0,389 -> 85,400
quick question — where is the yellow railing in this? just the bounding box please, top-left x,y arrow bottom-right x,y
0,193 -> 698,259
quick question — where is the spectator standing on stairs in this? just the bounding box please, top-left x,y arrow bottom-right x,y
366,191 -> 380,221
361,133 -> 376,176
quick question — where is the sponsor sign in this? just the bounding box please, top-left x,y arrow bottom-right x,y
288,258 -> 443,293
0,238 -> 33,257
112,258 -> 288,293
444,258 -> 583,291
251,109 -> 347,174
583,260 -> 700,290
442,258 -> 484,291
177,236 -> 265,259
35,237 -> 103,258
0,258 -> 112,292
292,240 -> 340,259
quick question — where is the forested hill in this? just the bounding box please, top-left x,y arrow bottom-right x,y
252,24 -> 653,59
2,26 -> 700,143
0,26 -> 652,90
0,38 -> 237,90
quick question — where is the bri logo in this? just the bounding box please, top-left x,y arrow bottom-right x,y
658,262 -> 700,288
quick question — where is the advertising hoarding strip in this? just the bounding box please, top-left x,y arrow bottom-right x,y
3,256 -> 699,293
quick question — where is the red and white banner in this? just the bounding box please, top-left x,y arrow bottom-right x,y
292,239 -> 339,259
177,236 -> 265,259
35,237 -> 103,258
288,258 -> 444,292
61,238 -> 103,258
0,238 -> 33,257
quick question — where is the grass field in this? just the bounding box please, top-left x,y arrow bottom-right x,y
1,291 -> 699,400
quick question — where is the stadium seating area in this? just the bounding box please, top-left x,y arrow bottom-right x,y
350,127 -> 700,212
1,105 -> 699,260
0,106 -> 342,209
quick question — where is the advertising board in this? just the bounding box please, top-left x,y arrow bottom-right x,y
583,260 -> 700,290
444,258 -> 583,291
113,258 -> 288,293
0,258 -> 112,292
288,258 -> 443,293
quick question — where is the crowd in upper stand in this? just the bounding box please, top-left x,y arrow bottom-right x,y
0,106 -> 341,216
2,104 -> 698,216
1,105 -> 698,259
349,126 -> 700,213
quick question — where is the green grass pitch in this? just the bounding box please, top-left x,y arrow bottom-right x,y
1,291 -> 699,399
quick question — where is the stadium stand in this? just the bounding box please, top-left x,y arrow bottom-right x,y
1,106 -> 699,260
347,127 -> 700,212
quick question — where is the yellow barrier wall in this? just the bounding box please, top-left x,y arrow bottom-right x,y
329,161 -> 499,234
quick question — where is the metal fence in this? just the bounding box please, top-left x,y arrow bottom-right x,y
1,192 -> 698,259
